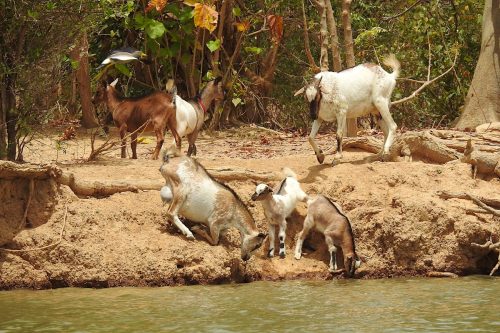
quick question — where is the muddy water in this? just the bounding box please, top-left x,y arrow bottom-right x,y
0,277 -> 498,333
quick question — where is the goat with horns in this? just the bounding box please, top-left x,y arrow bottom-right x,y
294,54 -> 400,164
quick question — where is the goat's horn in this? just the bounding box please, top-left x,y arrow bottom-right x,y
293,86 -> 305,97
315,76 -> 323,88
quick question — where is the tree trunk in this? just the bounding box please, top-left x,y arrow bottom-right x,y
0,80 -> 8,160
70,33 -> 99,129
456,0 -> 500,129
341,0 -> 358,137
313,0 -> 330,71
325,0 -> 342,72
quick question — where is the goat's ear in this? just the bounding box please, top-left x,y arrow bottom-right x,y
110,78 -> 118,88
257,232 -> 267,240
293,87 -> 305,97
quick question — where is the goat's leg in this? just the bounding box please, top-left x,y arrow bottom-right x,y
324,234 -> 338,272
166,194 -> 194,240
294,215 -> 313,260
278,219 -> 287,258
167,117 -> 182,150
152,127 -> 164,160
308,119 -> 325,164
267,223 -> 276,258
334,111 -> 347,160
186,132 -> 199,157
374,97 -> 397,156
119,124 -> 128,158
131,131 -> 138,159
191,222 -> 220,246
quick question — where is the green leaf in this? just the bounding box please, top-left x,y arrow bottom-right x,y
145,19 -> 166,39
114,63 -> 132,77
232,97 -> 242,107
206,39 -> 221,52
244,46 -> 263,55
134,14 -> 146,29
70,60 -> 80,70
232,7 -> 241,17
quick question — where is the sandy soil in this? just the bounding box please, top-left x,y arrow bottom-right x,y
1,125 -> 499,289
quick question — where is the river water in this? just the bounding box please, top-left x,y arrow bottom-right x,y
0,276 -> 498,333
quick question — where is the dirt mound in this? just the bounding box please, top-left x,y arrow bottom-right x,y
0,128 -> 498,289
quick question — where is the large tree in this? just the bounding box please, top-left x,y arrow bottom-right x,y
456,0 -> 500,129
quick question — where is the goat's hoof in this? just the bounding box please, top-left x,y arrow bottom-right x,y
267,251 -> 274,258
294,254 -> 301,260
316,154 -> 325,164
279,253 -> 286,259
185,234 -> 195,240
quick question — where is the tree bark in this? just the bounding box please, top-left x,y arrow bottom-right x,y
70,33 -> 99,129
341,0 -> 358,137
456,0 -> 500,129
325,0 -> 342,72
0,80 -> 8,160
312,0 -> 330,71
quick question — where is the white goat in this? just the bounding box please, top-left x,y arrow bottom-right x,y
171,78 -> 224,156
295,195 -> 361,277
294,55 -> 400,164
160,146 -> 266,261
251,168 -> 308,258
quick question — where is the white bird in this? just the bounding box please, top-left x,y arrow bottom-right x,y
98,47 -> 147,68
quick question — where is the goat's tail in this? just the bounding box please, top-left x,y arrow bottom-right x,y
281,167 -> 297,179
383,54 -> 400,78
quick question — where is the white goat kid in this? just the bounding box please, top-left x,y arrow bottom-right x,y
172,78 -> 224,156
251,168 -> 308,258
160,146 -> 266,261
295,55 -> 400,164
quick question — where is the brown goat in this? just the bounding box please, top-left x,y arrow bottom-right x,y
93,79 -> 180,159
295,195 -> 361,277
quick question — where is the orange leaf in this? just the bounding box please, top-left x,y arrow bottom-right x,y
146,0 -> 168,12
234,20 -> 250,32
267,14 -> 283,43
193,3 -> 218,32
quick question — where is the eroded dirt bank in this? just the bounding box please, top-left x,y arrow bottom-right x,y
1,128 -> 498,289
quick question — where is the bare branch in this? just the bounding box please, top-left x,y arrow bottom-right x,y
383,0 -> 426,21
391,52 -> 458,106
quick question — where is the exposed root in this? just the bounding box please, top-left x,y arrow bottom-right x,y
471,240 -> 500,276
1,203 -> 68,253
437,190 -> 500,216
427,271 -> 459,278
16,178 -> 34,232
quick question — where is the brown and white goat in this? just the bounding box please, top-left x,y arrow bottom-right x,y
93,79 -> 180,159
294,195 -> 361,277
159,146 -> 266,261
294,54 -> 400,164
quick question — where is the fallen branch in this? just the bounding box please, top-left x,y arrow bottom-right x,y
0,203 -> 68,253
471,240 -> 500,276
437,190 -> 500,210
58,167 -> 280,197
0,161 -> 61,179
461,139 -> 500,178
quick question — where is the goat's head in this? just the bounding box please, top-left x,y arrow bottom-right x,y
251,184 -> 273,201
344,253 -> 361,278
92,79 -> 118,106
161,144 -> 181,163
210,76 -> 225,101
241,232 -> 267,261
294,76 -> 323,120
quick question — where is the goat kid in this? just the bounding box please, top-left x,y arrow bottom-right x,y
173,77 -> 224,156
93,79 -> 180,159
251,168 -> 308,258
294,195 -> 361,277
295,54 -> 400,164
159,146 -> 266,261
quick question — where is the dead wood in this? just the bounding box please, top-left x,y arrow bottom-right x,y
471,240 -> 500,276
437,191 -> 500,216
57,167 -> 279,197
0,161 -> 62,179
461,139 -> 500,178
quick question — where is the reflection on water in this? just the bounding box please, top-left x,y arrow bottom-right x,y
0,276 -> 498,333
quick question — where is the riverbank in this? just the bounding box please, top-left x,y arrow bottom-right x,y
1,127 -> 498,289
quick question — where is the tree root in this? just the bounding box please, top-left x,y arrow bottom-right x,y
471,240 -> 500,276
437,190 -> 500,216
427,271 -> 459,278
